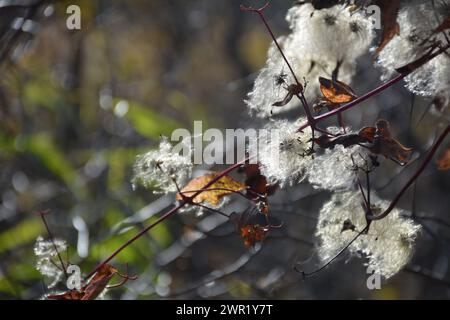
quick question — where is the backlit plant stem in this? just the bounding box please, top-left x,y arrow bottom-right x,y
86,158 -> 248,278
298,43 -> 450,132
240,3 -> 316,127
368,125 -> 450,221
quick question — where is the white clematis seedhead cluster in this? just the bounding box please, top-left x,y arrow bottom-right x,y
246,3 -> 374,118
132,136 -> 193,194
377,0 -> 450,105
258,118 -> 314,186
306,143 -> 366,191
129,1 -> 437,281
315,191 -> 421,279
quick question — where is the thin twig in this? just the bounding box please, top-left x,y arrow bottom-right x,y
369,125 -> 449,221
86,158 -> 248,278
37,211 -> 68,278
295,225 -> 369,278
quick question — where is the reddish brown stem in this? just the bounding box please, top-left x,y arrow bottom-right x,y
298,43 -> 450,132
241,2 -> 315,127
241,2 -> 299,86
368,125 -> 450,221
298,73 -> 407,132
86,158 -> 248,278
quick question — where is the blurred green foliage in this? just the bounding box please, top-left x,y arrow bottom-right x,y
0,0 -> 272,300
0,0 -> 448,300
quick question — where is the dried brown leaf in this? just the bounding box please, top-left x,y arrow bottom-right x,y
368,120 -> 413,165
47,264 -> 119,300
374,0 -> 401,55
319,77 -> 357,104
315,120 -> 412,165
177,173 -> 246,206
437,147 -> 450,171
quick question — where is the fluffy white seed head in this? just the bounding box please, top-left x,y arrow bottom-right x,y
305,126 -> 367,191
377,1 -> 450,99
132,136 -> 193,193
315,191 -> 421,278
290,3 -> 374,61
259,118 -> 313,186
34,236 -> 67,288
306,143 -> 367,191
246,3 -> 374,118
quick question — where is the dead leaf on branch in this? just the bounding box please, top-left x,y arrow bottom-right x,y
314,132 -> 369,149
368,119 -> 413,165
230,208 -> 281,247
319,77 -> 357,104
239,163 -> 277,214
358,126 -> 377,142
314,119 -> 413,165
177,173 -> 246,206
374,0 -> 401,55
240,224 -> 269,247
437,147 -> 450,171
47,264 -> 136,300
240,163 -> 278,196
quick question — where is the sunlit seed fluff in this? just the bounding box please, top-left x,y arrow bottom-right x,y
245,3 -> 374,118
306,132 -> 367,190
34,236 -> 67,288
377,1 -> 450,99
258,118 -> 313,187
315,191 -> 421,279
289,3 -> 375,61
132,136 -> 193,193
246,42 -> 357,117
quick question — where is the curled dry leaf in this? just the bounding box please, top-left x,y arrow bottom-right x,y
47,264 -> 136,300
374,0 -> 401,55
437,147 -> 450,171
240,164 -> 265,194
314,126 -> 376,149
358,126 -> 377,142
314,132 -> 368,149
368,119 -> 413,165
319,77 -> 357,104
314,120 -> 412,165
239,163 -> 277,214
176,172 -> 246,206
240,225 -> 269,247
230,208 -> 280,247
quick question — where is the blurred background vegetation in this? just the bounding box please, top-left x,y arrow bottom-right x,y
0,0 -> 449,299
